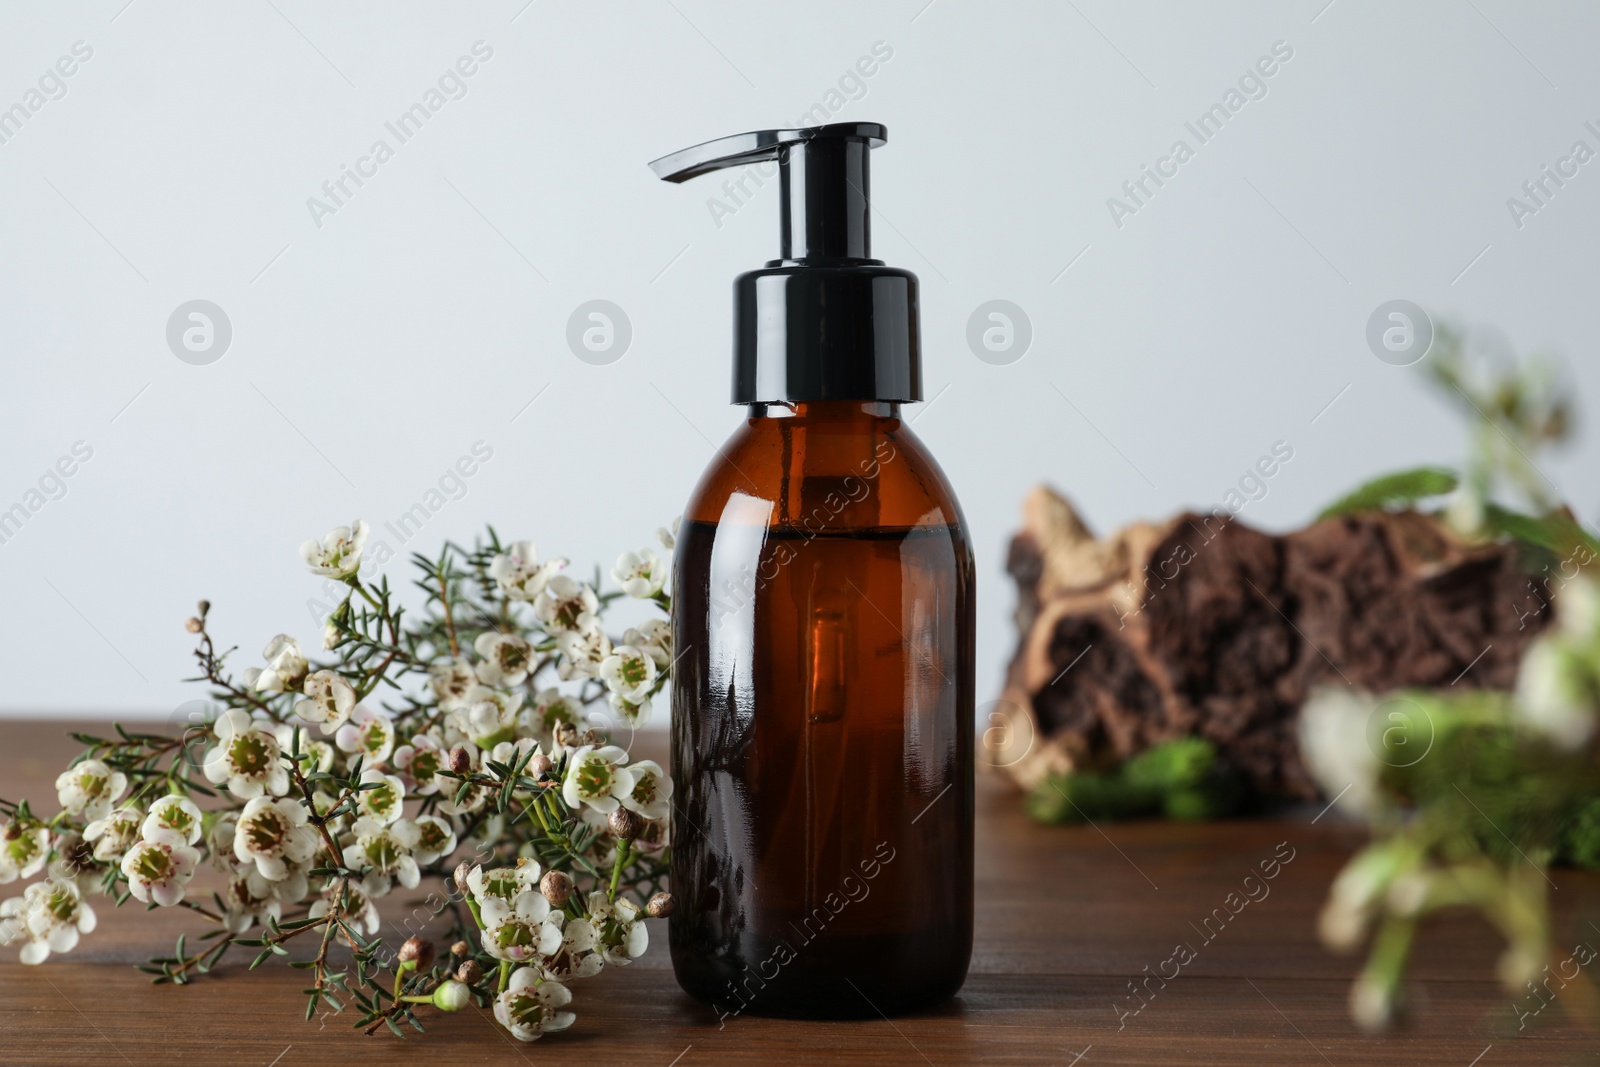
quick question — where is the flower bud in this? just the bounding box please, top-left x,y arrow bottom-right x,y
529,754 -> 554,778
184,616 -> 203,634
647,891 -> 676,918
197,599 -> 210,617
540,869 -> 574,907
609,808 -> 643,840
450,940 -> 470,959
431,979 -> 471,1012
448,746 -> 473,775
455,959 -> 484,986
553,723 -> 578,748
398,936 -> 434,971
453,860 -> 473,895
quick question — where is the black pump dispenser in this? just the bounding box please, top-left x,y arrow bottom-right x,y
650,122 -> 921,405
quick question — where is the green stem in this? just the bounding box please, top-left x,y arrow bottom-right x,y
609,840 -> 632,903
497,959 -> 510,993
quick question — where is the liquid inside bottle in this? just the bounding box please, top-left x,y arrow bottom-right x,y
669,400 -> 974,1019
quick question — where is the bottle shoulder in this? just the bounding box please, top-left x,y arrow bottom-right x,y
683,410 -> 966,536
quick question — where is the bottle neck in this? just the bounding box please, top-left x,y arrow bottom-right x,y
748,400 -> 901,421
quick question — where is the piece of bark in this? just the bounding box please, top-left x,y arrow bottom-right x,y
993,487 -> 1548,799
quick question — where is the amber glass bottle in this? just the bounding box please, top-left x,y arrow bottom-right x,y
649,122 -> 974,1018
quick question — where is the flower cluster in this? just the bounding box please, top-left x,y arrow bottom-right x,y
0,523 -> 676,1042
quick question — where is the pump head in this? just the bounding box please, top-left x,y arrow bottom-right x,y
650,122 -> 921,406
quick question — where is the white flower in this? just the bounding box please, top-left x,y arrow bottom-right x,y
535,576 -> 599,636
556,626 -> 611,682
605,692 -> 652,729
204,709 -> 289,798
1557,575 -> 1600,641
657,517 -> 680,551
1515,636 -> 1597,750
274,723 -> 335,774
83,805 -> 142,863
140,795 -> 203,847
540,912 -> 603,980
612,549 -> 666,599
121,839 -> 200,906
466,860 -> 543,908
7,879 -> 95,964
624,620 -> 671,667
490,541 -> 566,601
206,812 -> 245,873
494,970 -> 575,1041
393,734 -> 448,796
452,686 -> 525,749
233,796 -> 319,881
0,823 -> 52,883
55,759 -> 128,821
294,670 -> 357,733
243,635 -> 309,695
490,737 -> 542,772
562,745 -> 635,815
354,769 -> 408,826
412,814 -> 458,865
586,889 -> 649,965
300,519 -> 369,579
619,760 -> 673,822
342,816 -> 420,898
221,869 -> 290,934
1296,688 -> 1380,820
429,658 -> 477,710
474,631 -> 534,688
599,645 -> 658,704
309,881 -> 380,935
334,706 -> 397,764
525,689 -> 581,737
480,889 -> 560,963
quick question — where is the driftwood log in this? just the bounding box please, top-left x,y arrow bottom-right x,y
992,487 -> 1550,799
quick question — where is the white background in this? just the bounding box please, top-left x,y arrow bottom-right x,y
2,0 -> 1596,719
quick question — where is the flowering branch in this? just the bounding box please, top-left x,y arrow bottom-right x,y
0,519 -> 679,1044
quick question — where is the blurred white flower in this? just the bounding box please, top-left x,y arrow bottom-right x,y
453,686 -> 525,749
243,635 -> 308,695
556,626 -> 611,682
490,541 -> 566,601
7,879 -> 95,963
55,759 -> 127,822
294,670 -> 357,733
657,517 -> 680,552
274,723 -> 335,774
141,795 -> 203,847
1556,574 -> 1600,641
83,805 -> 141,863
612,549 -> 665,599
599,645 -> 657,705
309,880 -> 380,935
334,706 -> 397,764
205,709 -> 289,799
535,576 -> 598,636
474,631 -> 534,688
0,823 -> 52,883
605,692 -> 652,729
301,520 -> 369,580
121,838 -> 200,906
233,796 -> 318,882
1514,636 -> 1597,750
1297,688 -> 1380,820
494,970 -> 575,1041
411,814 -> 458,865
525,689 -> 581,737
562,745 -> 635,815
624,620 -> 671,668
429,658 -> 476,711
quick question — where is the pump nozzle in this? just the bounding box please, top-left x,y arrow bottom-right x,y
650,122 -> 885,264
649,121 -> 919,405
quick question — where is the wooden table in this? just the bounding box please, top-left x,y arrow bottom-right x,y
2,720 -> 1594,1065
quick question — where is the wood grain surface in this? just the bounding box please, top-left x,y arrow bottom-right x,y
1,720 -> 1594,1066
